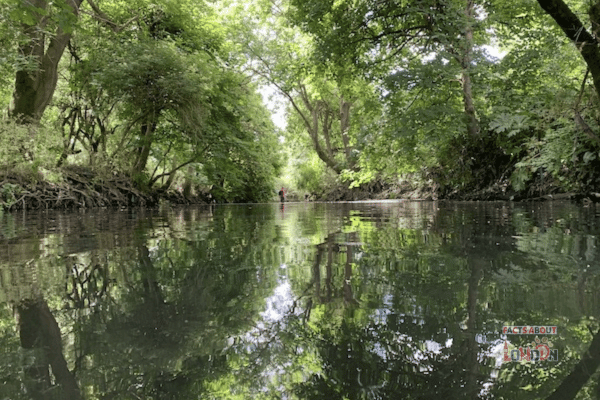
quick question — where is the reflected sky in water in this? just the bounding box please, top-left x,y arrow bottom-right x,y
1,201 -> 600,399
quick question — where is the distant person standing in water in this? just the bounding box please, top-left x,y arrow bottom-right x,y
278,187 -> 286,202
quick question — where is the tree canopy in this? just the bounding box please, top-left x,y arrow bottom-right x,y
0,0 -> 599,206
0,0 -> 283,205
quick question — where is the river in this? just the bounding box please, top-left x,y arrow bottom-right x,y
0,200 -> 599,399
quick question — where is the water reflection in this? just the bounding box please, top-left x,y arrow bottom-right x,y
0,201 -> 600,399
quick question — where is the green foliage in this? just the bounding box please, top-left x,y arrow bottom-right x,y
6,0 -> 79,31
93,40 -> 213,122
490,113 -> 532,138
0,120 -> 61,170
27,0 -> 284,201
293,153 -> 329,194
0,183 -> 21,209
511,117 -> 600,193
0,0 -> 599,202
283,0 -> 600,197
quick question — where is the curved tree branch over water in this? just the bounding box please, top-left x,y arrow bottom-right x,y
535,0 -> 600,101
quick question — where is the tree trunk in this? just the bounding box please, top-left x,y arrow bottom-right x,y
161,169 -> 177,191
10,0 -> 84,124
310,122 -> 342,174
299,87 -> 342,174
132,117 -> 157,175
460,0 -> 480,138
536,0 -> 600,101
273,81 -> 348,174
339,97 -> 355,170
321,104 -> 334,158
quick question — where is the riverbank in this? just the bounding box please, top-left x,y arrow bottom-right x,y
313,175 -> 600,203
0,167 -> 215,211
0,167 -> 157,210
3,167 -> 600,211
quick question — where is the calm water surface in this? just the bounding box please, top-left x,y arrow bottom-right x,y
1,201 -> 600,399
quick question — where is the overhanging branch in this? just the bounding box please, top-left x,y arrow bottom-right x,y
84,0 -> 137,33
536,0 -> 600,99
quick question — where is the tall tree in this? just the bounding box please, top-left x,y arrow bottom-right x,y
288,0 -> 487,139
460,0 -> 480,138
229,0 -> 378,176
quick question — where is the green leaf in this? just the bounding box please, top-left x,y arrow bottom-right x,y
583,151 -> 596,164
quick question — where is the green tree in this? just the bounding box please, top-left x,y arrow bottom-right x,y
287,0 -> 490,139
29,0 -> 284,200
230,0 -> 382,180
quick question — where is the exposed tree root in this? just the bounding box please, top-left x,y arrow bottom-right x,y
0,167 -> 157,210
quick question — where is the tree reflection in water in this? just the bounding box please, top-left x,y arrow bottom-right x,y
232,230 -> 492,399
1,202 -> 600,399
